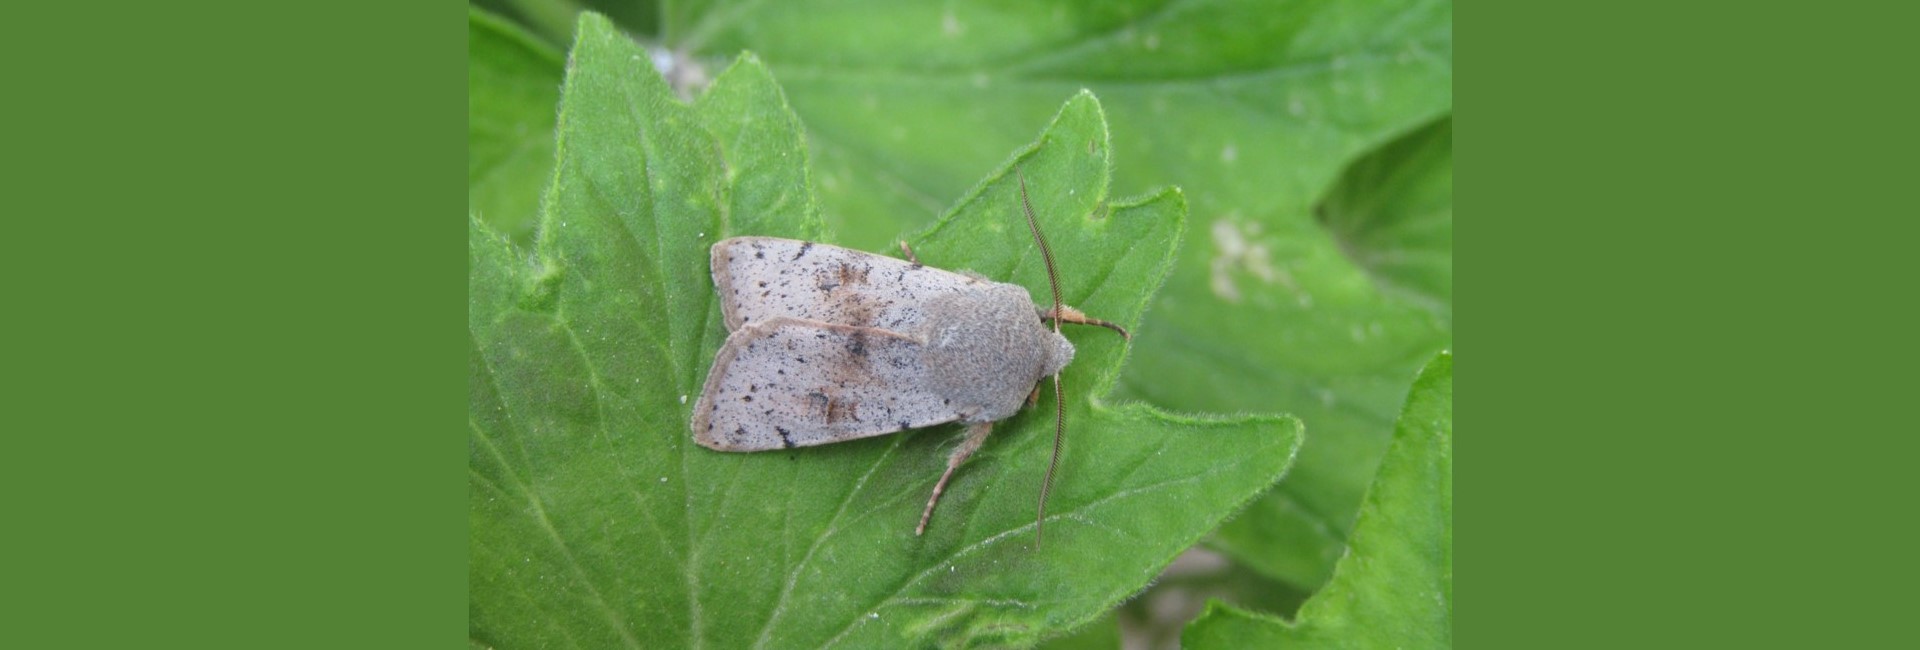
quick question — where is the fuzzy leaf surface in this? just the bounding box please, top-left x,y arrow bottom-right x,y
468,7 -> 562,241
469,14 -> 1300,649
658,0 -> 1453,589
1185,351 -> 1451,648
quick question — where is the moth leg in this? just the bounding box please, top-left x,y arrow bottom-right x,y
1027,383 -> 1041,407
1040,305 -> 1132,340
916,421 -> 994,536
898,241 -> 922,265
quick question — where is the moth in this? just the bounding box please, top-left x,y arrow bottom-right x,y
690,171 -> 1127,543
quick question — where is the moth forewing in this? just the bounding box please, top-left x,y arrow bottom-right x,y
691,317 -> 947,451
710,237 -> 989,333
695,238 -> 1065,443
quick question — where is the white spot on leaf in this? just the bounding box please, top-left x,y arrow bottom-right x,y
1209,218 -> 1280,304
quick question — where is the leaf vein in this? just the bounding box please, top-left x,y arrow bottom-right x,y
751,437 -> 906,650
470,416 -> 641,649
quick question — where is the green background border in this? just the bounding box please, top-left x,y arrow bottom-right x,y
12,1 -> 465,646
1463,1 -> 1910,647
16,0 -> 1904,646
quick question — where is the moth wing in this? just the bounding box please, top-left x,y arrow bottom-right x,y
710,237 -> 988,332
691,316 -> 961,451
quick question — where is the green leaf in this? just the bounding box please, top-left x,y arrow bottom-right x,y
657,0 -> 1453,590
691,52 -> 825,242
1316,117 -> 1452,322
468,7 -> 563,242
470,13 -> 1300,649
1033,612 -> 1120,650
1202,117 -> 1453,589
473,0 -> 588,46
1183,351 -> 1451,648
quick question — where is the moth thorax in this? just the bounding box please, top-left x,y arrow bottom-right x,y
920,285 -> 1059,423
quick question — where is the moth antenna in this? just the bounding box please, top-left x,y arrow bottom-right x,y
1018,168 -> 1065,321
1019,167 -> 1067,548
1037,370 -> 1063,547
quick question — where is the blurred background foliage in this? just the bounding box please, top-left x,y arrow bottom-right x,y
470,0 -> 1450,645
